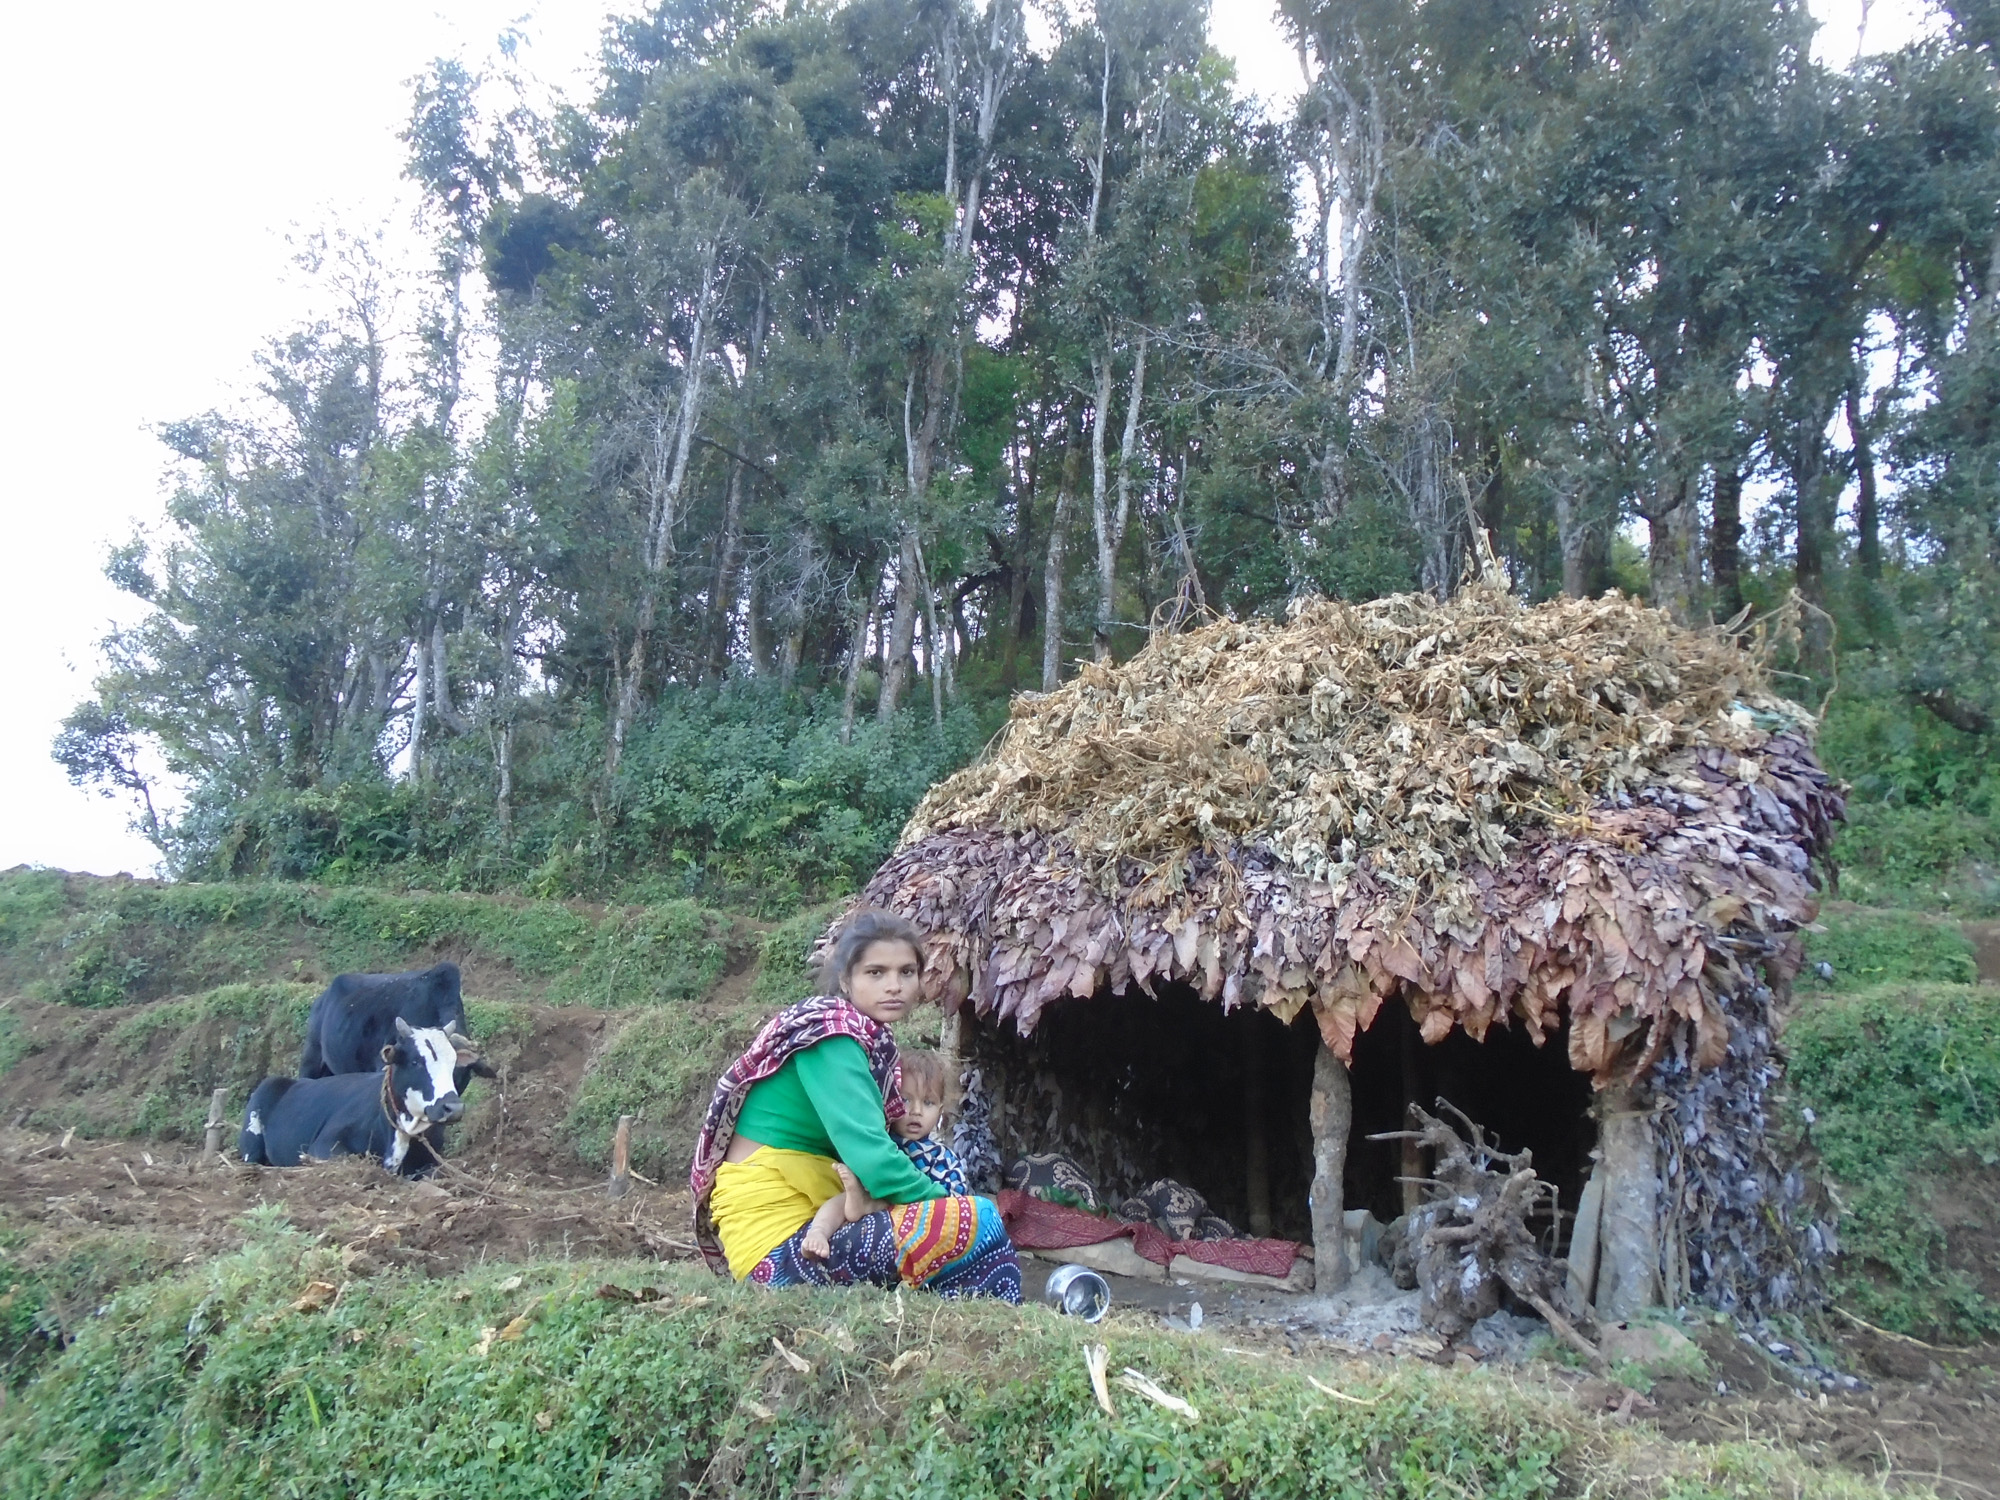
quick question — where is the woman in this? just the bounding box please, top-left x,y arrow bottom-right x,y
689,909 -> 1021,1301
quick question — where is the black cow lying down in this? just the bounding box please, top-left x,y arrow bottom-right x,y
241,1019 -> 464,1176
299,962 -> 495,1087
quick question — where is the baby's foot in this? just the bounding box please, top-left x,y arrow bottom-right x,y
836,1163 -> 868,1220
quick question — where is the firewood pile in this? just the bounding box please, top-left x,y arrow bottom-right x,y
1380,1103 -> 1602,1356
866,587 -> 1841,1084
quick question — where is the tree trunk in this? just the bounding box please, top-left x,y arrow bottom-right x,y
1089,352 -> 1116,662
430,614 -> 471,733
1847,377 -> 1880,582
408,630 -> 430,776
1090,332 -> 1147,664
1792,400 -> 1838,676
1043,443 -> 1083,690
607,237 -> 724,775
1554,485 -> 1607,599
1711,467 -> 1744,621
839,564 -> 882,746
1647,476 -> 1703,624
877,532 -> 921,724
704,458 -> 747,679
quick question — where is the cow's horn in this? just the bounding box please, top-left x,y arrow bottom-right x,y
446,1029 -> 473,1048
394,1016 -> 416,1038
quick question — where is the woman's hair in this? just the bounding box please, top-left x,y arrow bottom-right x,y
820,908 -> 926,996
896,1048 -> 960,1108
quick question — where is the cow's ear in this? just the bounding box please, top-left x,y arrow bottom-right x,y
380,1044 -> 397,1065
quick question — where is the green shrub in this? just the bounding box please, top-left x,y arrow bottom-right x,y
0,1237 -> 1885,1500
1786,981 -> 2000,1342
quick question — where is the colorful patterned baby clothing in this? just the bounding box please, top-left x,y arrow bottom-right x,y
900,1136 -> 970,1195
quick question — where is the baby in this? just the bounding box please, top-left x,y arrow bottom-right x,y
801,1048 -> 968,1259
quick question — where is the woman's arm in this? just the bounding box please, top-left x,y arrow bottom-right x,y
793,1039 -> 947,1203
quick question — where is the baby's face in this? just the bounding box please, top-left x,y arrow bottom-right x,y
895,1090 -> 944,1142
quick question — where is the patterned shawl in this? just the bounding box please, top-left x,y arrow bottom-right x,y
689,994 -> 905,1274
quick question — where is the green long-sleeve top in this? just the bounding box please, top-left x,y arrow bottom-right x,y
732,1037 -> 946,1204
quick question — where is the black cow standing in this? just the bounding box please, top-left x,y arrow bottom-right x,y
298,962 -> 495,1088
240,1019 -> 463,1176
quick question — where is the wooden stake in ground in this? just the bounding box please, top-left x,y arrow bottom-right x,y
608,1115 -> 633,1199
203,1087 -> 230,1160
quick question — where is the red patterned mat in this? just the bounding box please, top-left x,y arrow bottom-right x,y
995,1190 -> 1302,1279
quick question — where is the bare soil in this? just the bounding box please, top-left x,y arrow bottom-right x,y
1962,919 -> 2000,986
0,1131 -> 695,1271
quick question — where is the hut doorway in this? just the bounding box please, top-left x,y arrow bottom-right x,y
1344,1005 -> 1597,1247
962,987 -> 1597,1253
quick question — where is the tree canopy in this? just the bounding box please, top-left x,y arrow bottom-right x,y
59,0 -> 2000,907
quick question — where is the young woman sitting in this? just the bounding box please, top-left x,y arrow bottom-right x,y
688,909 -> 1020,1301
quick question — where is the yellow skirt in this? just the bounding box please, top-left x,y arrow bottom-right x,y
710,1147 -> 845,1279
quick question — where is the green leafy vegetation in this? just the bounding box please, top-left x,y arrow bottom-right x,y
0,1230 -> 1888,1500
1817,691 -> 2000,916
1803,908 -> 1979,990
0,1232 -> 181,1391
1785,982 -> 2000,1342
51,0 -> 2000,918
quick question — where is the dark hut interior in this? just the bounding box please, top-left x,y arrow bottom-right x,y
962,985 -> 1598,1254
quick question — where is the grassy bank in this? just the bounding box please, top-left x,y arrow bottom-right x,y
0,869 -> 737,1011
1786,980 -> 2000,1342
0,1223 -> 1892,1500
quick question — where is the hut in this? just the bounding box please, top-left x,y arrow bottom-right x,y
859,585 -> 1844,1320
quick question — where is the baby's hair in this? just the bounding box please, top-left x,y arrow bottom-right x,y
820,907 -> 927,996
896,1048 -> 960,1109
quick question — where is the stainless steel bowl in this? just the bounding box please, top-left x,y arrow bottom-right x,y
1042,1263 -> 1111,1322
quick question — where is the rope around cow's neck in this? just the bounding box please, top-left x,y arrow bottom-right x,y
379,1055 -> 433,1145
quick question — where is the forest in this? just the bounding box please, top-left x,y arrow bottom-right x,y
55,0 -> 2000,912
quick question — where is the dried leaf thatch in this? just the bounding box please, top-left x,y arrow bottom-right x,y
864,589 -> 1842,1083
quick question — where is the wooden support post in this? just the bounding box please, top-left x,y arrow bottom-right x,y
1592,1085 -> 1661,1318
203,1087 -> 229,1160
1309,1043 -> 1352,1291
1244,1020 -> 1272,1237
608,1115 -> 633,1200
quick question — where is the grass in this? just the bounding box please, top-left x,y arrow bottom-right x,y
0,1230 -> 182,1390
1802,907 -> 1980,990
1832,805 -> 2000,916
564,903 -> 845,1176
1785,980 -> 2000,1343
0,869 -> 734,1012
0,1225 -> 1898,1500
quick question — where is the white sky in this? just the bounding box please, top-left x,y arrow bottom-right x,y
0,0 -> 1935,877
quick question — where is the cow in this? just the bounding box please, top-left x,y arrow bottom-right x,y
240,1019 -> 464,1176
298,962 -> 495,1087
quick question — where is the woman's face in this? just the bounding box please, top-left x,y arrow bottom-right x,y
845,939 -> 921,1025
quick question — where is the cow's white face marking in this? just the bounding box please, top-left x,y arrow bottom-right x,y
246,1112 -> 263,1135
393,1025 -> 461,1132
